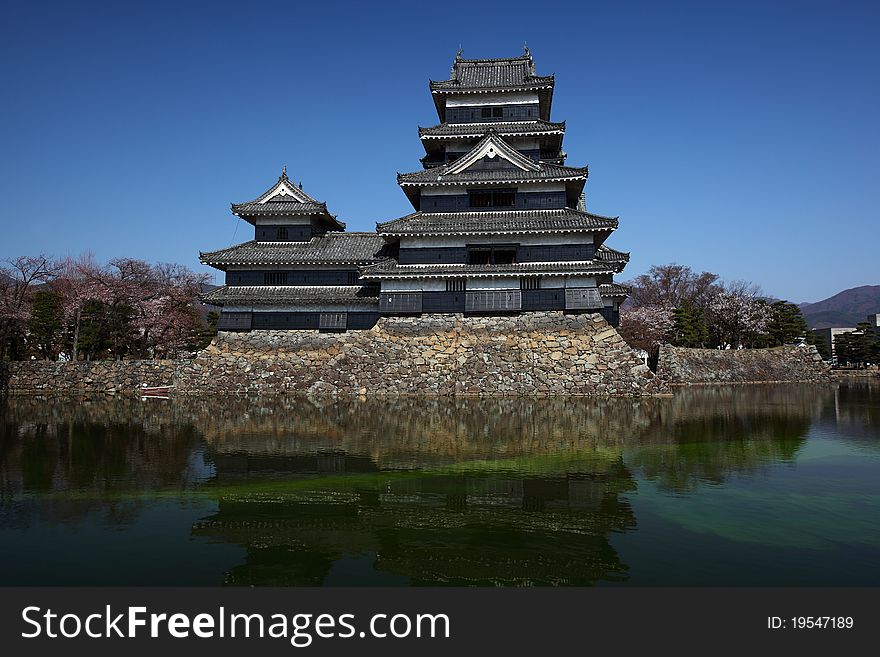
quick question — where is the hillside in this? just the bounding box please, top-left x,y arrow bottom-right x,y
799,285 -> 880,329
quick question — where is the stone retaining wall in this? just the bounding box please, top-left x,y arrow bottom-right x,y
655,344 -> 831,384
175,312 -> 667,396
1,360 -> 177,396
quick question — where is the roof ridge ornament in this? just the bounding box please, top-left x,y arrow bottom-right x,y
280,165 -> 288,180
451,46 -> 462,79
523,43 -> 536,77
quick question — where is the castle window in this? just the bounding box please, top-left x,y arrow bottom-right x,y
468,246 -> 517,265
446,279 -> 466,292
493,106 -> 503,118
277,227 -> 288,240
481,107 -> 493,119
469,191 -> 493,208
468,189 -> 516,209
521,277 -> 541,290
264,272 -> 288,285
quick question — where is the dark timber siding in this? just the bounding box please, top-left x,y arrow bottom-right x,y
521,289 -> 565,310
445,104 -> 540,123
248,312 -> 380,330
254,225 -> 313,242
226,270 -> 360,285
422,291 -> 466,312
399,243 -> 595,265
216,311 -> 253,331
419,190 -> 567,212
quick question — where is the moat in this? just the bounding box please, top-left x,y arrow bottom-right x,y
1,383 -> 877,586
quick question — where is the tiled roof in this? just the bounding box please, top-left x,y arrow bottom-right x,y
430,51 -> 554,93
398,162 -> 586,186
200,233 -> 387,268
231,200 -> 329,215
399,132 -> 585,186
201,285 -> 380,306
360,256 -> 628,280
599,283 -> 630,298
596,245 -> 630,263
419,120 -> 565,140
230,169 -> 344,229
376,208 -> 618,236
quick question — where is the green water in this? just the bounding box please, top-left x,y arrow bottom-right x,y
0,383 -> 878,586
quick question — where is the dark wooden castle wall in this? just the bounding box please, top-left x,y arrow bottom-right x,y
419,190 -> 568,212
445,103 -> 540,123
398,243 -> 596,265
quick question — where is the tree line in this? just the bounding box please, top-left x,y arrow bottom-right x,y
618,264 -> 812,353
1,254 -> 216,361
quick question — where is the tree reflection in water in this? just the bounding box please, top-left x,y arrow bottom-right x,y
0,382 -> 874,586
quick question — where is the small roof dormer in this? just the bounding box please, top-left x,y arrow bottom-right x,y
230,168 -> 345,230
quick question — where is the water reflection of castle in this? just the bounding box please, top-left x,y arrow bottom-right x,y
193,460 -> 637,586
2,384 -> 867,585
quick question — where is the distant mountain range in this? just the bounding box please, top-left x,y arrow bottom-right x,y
799,285 -> 880,329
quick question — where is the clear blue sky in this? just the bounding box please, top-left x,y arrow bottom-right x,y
1,0 -> 877,303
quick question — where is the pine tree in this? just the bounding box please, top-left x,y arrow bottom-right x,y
28,290 -> 64,360
672,302 -> 709,347
766,301 -> 809,346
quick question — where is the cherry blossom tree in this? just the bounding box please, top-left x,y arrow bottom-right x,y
36,254 -> 209,361
0,255 -> 60,360
618,305 -> 675,352
706,281 -> 772,349
626,264 -> 720,309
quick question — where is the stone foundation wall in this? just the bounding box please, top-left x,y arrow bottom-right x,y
655,344 -> 831,384
1,360 -> 177,396
175,312 -> 667,396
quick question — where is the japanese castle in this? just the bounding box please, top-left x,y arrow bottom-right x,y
202,48 -> 630,331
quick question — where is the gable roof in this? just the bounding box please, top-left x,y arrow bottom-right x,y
230,169 -> 344,230
444,131 -> 541,174
399,130 -> 585,184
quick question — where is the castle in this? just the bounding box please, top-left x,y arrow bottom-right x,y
201,48 -> 629,331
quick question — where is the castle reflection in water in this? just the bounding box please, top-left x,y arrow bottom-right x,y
1,383 -> 877,586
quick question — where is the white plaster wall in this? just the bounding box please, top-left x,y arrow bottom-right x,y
380,280 -> 445,292
466,277 -> 519,290
253,217 -> 313,226
446,92 -> 539,107
419,186 -> 468,196
565,276 -> 597,288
